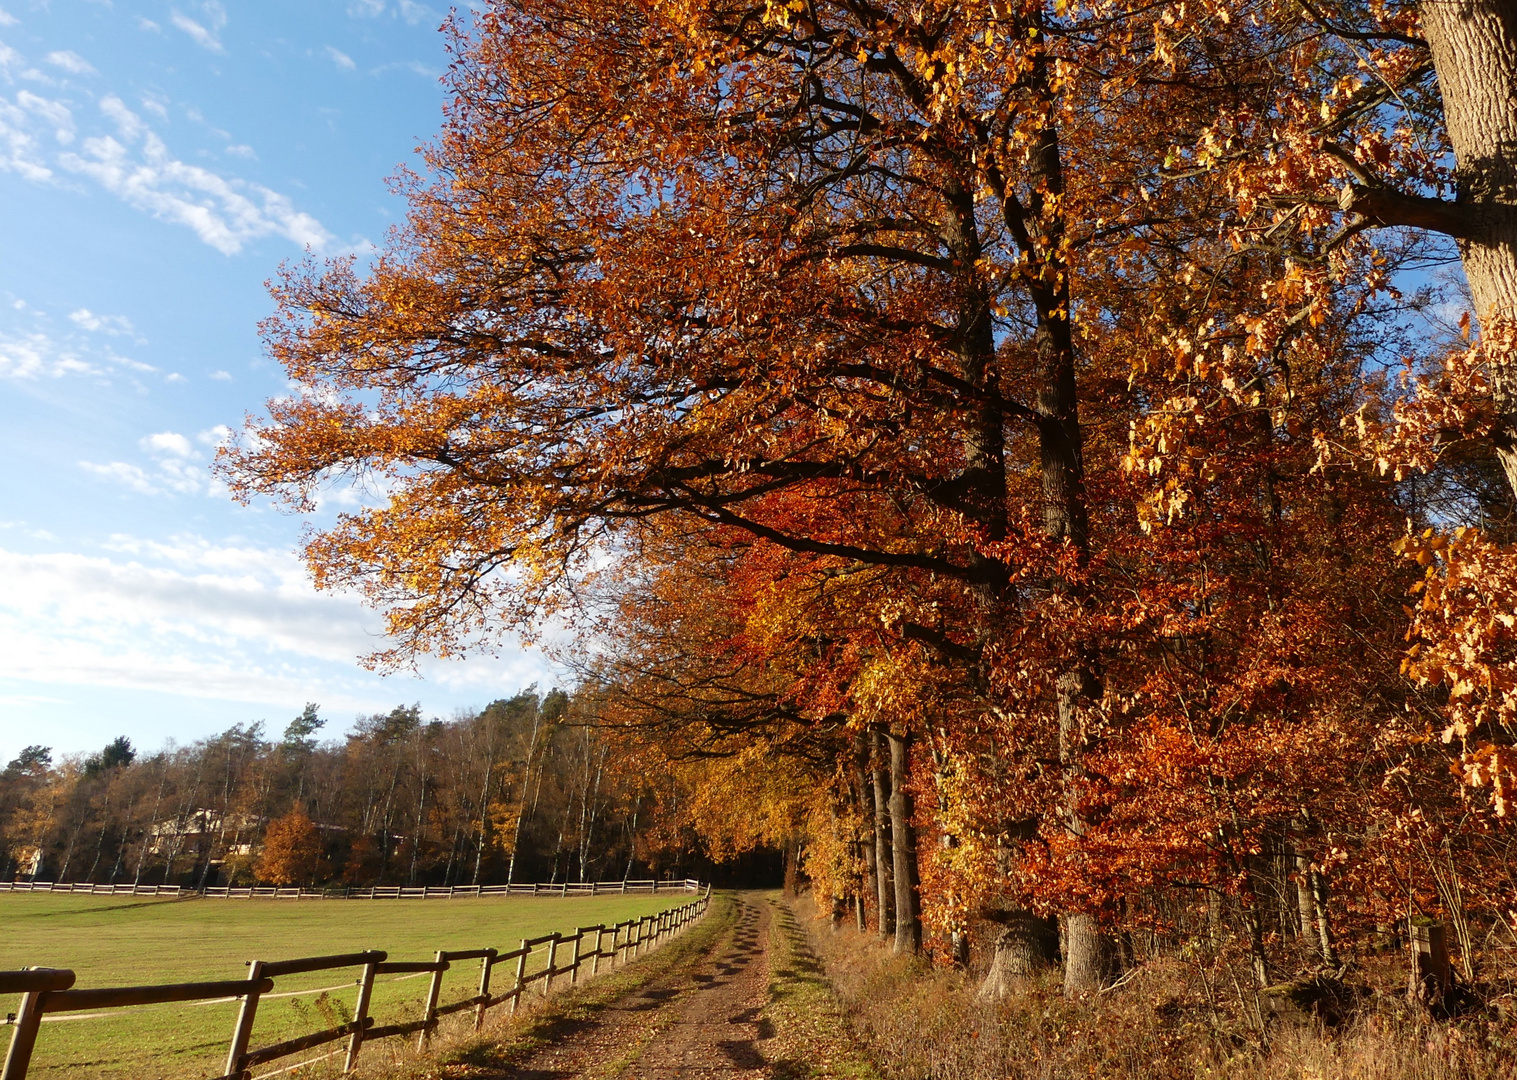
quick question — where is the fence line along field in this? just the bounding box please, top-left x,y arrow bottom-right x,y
1,887 -> 697,1079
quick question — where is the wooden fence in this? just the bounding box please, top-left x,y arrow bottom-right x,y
0,887 -> 711,1080
0,879 -> 701,900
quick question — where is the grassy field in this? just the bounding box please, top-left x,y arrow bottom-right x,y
0,890 -> 693,1079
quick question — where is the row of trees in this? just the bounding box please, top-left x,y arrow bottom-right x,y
0,691 -> 700,889
219,0 -> 1517,996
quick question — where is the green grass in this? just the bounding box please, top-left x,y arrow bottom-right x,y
0,890 -> 693,1079
762,896 -> 881,1080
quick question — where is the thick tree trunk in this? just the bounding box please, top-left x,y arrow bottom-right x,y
980,910 -> 1059,997
1058,668 -> 1114,993
887,732 -> 922,954
1419,0 -> 1517,493
871,729 -> 894,939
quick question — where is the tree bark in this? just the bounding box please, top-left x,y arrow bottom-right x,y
1311,868 -> 1340,967
1058,668 -> 1113,993
1295,848 -> 1318,948
1418,0 -> 1517,494
980,910 -> 1059,997
854,731 -> 875,933
871,729 -> 894,939
887,732 -> 922,955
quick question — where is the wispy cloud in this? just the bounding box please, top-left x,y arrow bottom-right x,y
0,308 -> 154,381
0,10 -> 17,28
68,307 -> 134,335
3,35 -> 328,255
79,426 -> 226,495
44,50 -> 95,76
171,2 -> 227,53
56,96 -> 333,254
325,45 -> 356,70
0,331 -> 100,378
0,534 -> 553,711
347,0 -> 438,25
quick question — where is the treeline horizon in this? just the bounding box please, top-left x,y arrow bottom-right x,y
0,688 -> 718,890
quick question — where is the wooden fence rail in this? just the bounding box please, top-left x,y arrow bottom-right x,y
0,879 -> 701,900
0,886 -> 711,1080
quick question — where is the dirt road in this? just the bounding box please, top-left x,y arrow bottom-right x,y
449,894 -> 778,1080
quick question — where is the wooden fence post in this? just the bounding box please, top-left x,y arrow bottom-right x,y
474,949 -> 497,1031
570,930 -> 583,984
591,926 -> 604,977
343,955 -> 379,1072
621,879 -> 627,894
1410,918 -> 1452,1002
417,951 -> 446,1051
3,992 -> 42,1080
223,960 -> 265,1079
2,975 -> 65,1080
511,940 -> 528,1017
544,934 -> 561,995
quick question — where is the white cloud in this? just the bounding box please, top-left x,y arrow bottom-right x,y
397,1 -> 437,25
325,46 -> 356,70
0,11 -> 17,28
80,427 -> 223,495
2,45 -> 327,256
0,535 -> 554,712
346,0 -> 438,26
373,59 -> 438,78
0,89 -> 57,178
139,93 -> 169,120
224,143 -> 254,159
142,431 -> 194,457
45,51 -> 95,76
79,460 -> 162,494
69,307 -> 134,334
137,17 -> 161,33
171,2 -> 227,53
99,94 -> 145,139
209,369 -> 233,380
16,89 -> 73,145
0,330 -> 100,378
56,97 -> 334,255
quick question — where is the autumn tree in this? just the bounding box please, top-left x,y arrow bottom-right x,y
256,808 -> 324,886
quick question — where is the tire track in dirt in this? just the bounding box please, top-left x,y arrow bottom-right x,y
478,894 -> 774,1080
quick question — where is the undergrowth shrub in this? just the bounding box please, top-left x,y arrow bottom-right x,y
794,898 -> 1517,1080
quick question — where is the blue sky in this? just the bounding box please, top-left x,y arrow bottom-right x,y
0,0 -> 558,764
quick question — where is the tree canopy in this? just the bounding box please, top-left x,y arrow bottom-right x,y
219,0 -> 1517,996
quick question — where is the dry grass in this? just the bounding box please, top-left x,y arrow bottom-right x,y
792,900 -> 1517,1080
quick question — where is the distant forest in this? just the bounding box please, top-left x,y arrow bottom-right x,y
0,689 -> 709,889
